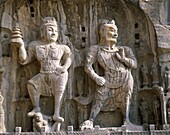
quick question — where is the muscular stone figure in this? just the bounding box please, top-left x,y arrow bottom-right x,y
81,20 -> 137,129
10,17 -> 72,123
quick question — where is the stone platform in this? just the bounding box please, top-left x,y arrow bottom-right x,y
1,130 -> 170,135
1,124 -> 170,135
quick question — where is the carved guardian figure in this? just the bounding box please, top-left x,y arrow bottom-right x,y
81,20 -> 137,130
10,17 -> 72,126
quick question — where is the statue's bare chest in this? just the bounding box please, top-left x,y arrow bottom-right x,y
97,48 -> 125,70
35,45 -> 64,61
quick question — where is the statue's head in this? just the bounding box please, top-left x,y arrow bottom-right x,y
99,19 -> 118,44
34,112 -> 43,122
40,17 -> 58,43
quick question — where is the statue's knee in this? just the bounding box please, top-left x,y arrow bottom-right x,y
54,86 -> 66,95
27,83 -> 36,92
59,84 -> 66,91
54,91 -> 64,97
27,83 -> 33,89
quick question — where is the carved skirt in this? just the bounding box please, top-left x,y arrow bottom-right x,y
94,71 -> 133,111
27,72 -> 68,96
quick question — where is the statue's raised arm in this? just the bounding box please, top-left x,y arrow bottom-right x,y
10,27 -> 31,64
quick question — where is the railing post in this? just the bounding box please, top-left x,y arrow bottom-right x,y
150,124 -> 155,135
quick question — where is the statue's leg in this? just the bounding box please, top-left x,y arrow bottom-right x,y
27,83 -> 40,117
53,91 -> 64,122
125,95 -> 130,123
52,72 -> 68,123
89,87 -> 107,121
89,99 -> 104,121
80,99 -> 104,130
80,87 -> 107,130
121,92 -> 131,124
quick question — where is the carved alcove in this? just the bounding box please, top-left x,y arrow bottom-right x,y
137,88 -> 163,129
0,0 -> 162,132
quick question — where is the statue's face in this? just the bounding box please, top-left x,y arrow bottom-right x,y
35,114 -> 43,122
44,25 -> 58,43
101,24 -> 118,43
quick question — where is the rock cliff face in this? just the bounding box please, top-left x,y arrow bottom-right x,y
0,0 -> 170,132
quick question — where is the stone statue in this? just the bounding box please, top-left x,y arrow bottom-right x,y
164,66 -> 170,92
80,19 -> 137,130
153,95 -> 161,130
141,64 -> 149,88
0,30 -> 11,57
18,68 -> 29,99
77,74 -> 85,97
10,17 -> 72,125
151,63 -> 159,87
139,97 -> 149,125
33,112 -> 49,132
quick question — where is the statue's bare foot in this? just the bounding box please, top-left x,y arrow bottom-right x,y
28,107 -> 40,117
80,119 -> 93,131
53,115 -> 64,123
